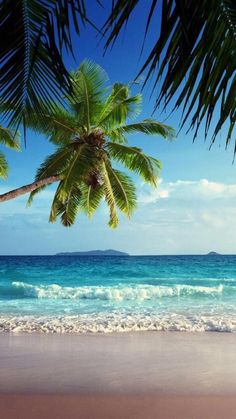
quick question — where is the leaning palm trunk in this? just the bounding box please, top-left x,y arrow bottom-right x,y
0,175 -> 60,202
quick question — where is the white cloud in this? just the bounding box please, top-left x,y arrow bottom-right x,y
169,178 -> 236,198
138,179 -> 169,204
139,178 -> 236,205
127,178 -> 236,253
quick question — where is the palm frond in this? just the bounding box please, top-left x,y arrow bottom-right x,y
79,183 -> 104,218
102,0 -> 236,152
70,60 -> 109,129
107,128 -> 128,144
0,125 -> 20,180
102,1 -> 139,50
104,163 -> 137,217
50,184 -> 81,227
0,151 -> 8,179
34,144 -> 74,181
58,143 -> 98,200
98,83 -> 142,130
27,184 -> 47,206
49,181 -> 65,223
25,108 -> 77,145
0,1 -> 97,128
107,142 -> 162,186
0,126 -> 20,150
102,162 -> 119,228
112,119 -> 175,140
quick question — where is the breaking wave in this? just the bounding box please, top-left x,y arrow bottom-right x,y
3,281 -> 226,300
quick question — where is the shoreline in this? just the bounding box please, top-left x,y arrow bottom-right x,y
1,310 -> 236,333
1,328 -> 236,336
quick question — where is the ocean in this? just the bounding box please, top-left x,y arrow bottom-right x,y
0,255 -> 236,333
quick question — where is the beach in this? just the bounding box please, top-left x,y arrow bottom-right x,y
1,255 -> 236,417
1,332 -> 236,418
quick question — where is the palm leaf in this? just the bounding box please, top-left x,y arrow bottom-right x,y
102,162 -> 119,228
0,125 -> 20,180
50,184 -> 81,227
102,0 -> 236,152
49,181 -> 65,222
70,60 -> 109,130
58,143 -> 97,200
27,184 -> 48,206
107,128 -> 128,144
0,126 -> 20,150
107,142 -> 162,186
0,1 -> 98,129
79,183 -> 104,218
104,163 -> 137,217
0,151 -> 8,179
98,83 -> 142,129
111,119 -> 175,140
34,144 -> 75,181
25,108 -> 77,145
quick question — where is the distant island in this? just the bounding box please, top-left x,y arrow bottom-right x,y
206,251 -> 221,256
55,249 -> 129,257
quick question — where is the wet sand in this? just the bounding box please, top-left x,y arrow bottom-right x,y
1,332 -> 236,418
1,395 -> 236,419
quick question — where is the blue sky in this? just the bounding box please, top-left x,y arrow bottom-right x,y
0,2 -> 236,255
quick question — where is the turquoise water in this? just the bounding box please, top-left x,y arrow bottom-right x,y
1,255 -> 236,333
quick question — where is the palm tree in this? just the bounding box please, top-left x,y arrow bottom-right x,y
102,1 -> 236,153
0,61 -> 175,228
0,126 -> 20,179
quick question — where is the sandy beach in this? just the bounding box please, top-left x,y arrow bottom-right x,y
1,332 -> 236,418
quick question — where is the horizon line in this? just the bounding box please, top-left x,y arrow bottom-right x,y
0,252 -> 234,257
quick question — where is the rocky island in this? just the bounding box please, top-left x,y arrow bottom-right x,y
56,249 -> 129,256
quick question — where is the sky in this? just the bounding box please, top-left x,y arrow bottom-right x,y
1,2 -> 236,255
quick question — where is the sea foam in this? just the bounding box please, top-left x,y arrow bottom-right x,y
1,311 -> 236,334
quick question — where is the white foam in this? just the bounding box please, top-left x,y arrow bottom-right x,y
11,282 -> 225,301
1,312 -> 236,334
